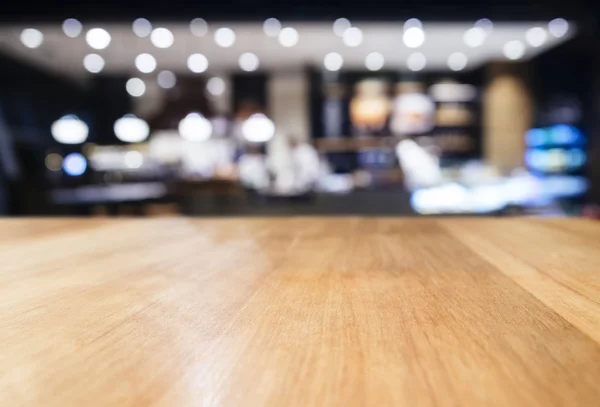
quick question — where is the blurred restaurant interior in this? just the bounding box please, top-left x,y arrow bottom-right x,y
0,2 -> 599,217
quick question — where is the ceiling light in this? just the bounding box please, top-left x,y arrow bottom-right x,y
403,27 -> 425,48
157,70 -> 176,89
114,115 -> 150,143
86,28 -> 111,50
51,115 -> 89,144
403,18 -> 423,30
178,113 -> 213,141
463,27 -> 486,48
526,27 -> 547,47
365,52 -> 384,71
151,28 -> 174,48
263,18 -> 281,37
548,18 -> 569,38
333,18 -> 351,37
190,18 -> 208,37
407,52 -> 426,71
83,54 -> 105,73
343,27 -> 363,47
242,114 -> 275,143
214,28 -> 235,47
324,52 -> 343,71
63,153 -> 87,176
475,18 -> 493,33
278,27 -> 299,47
126,78 -> 146,97
20,28 -> 43,48
447,52 -> 468,71
239,53 -> 259,72
503,40 -> 526,60
133,18 -> 152,37
135,53 -> 157,73
62,19 -> 82,38
206,77 -> 226,96
187,53 -> 209,73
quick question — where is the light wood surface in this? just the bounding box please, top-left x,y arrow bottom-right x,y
1,218 -> 600,407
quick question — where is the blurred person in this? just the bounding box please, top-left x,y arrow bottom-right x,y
290,136 -> 320,194
0,104 -> 21,215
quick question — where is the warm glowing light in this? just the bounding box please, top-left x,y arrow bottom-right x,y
503,40 -> 526,60
365,52 -> 384,71
62,19 -> 82,38
526,27 -> 547,47
126,78 -> 146,97
114,115 -> 150,143
278,27 -> 299,47
407,52 -> 426,71
324,52 -> 343,71
45,153 -> 63,172
178,113 -> 213,141
187,53 -> 209,73
51,115 -> 89,144
86,28 -> 111,50
206,77 -> 226,96
83,54 -> 105,73
403,27 -> 425,48
151,28 -> 174,48
190,18 -> 208,37
214,28 -> 235,47
135,53 -> 157,73
239,53 -> 259,72
447,52 -> 468,71
21,29 -> 43,48
242,114 -> 275,143
263,18 -> 281,37
133,18 -> 152,37
157,70 -> 176,89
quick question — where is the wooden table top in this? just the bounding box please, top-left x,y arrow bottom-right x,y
1,218 -> 600,407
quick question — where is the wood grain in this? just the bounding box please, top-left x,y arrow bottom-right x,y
1,218 -> 599,407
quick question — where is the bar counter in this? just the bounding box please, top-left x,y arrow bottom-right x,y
1,218 -> 599,406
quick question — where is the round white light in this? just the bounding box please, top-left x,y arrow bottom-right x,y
190,18 -> 208,36
178,113 -> 213,141
157,70 -> 176,89
448,52 -> 468,71
187,53 -> 209,73
263,18 -> 281,37
51,115 -> 89,144
343,27 -> 363,47
135,53 -> 157,74
365,52 -> 384,71
403,27 -> 425,48
548,18 -> 569,38
278,27 -> 299,47
404,18 -> 423,30
86,28 -> 111,50
124,151 -> 144,169
126,78 -> 146,97
324,52 -> 343,71
214,28 -> 235,47
206,77 -> 226,96
63,153 -> 87,176
463,27 -> 486,48
114,115 -> 150,143
503,40 -> 526,60
407,52 -> 426,71
133,18 -> 152,37
242,114 -> 275,143
62,19 -> 82,38
83,54 -> 105,73
20,29 -> 43,48
239,53 -> 259,72
151,28 -> 174,48
526,27 -> 547,47
333,18 -> 351,37
475,18 -> 493,33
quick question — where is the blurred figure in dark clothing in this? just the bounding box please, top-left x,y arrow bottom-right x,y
0,104 -> 21,215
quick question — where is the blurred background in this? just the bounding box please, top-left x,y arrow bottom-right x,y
0,0 -> 599,217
